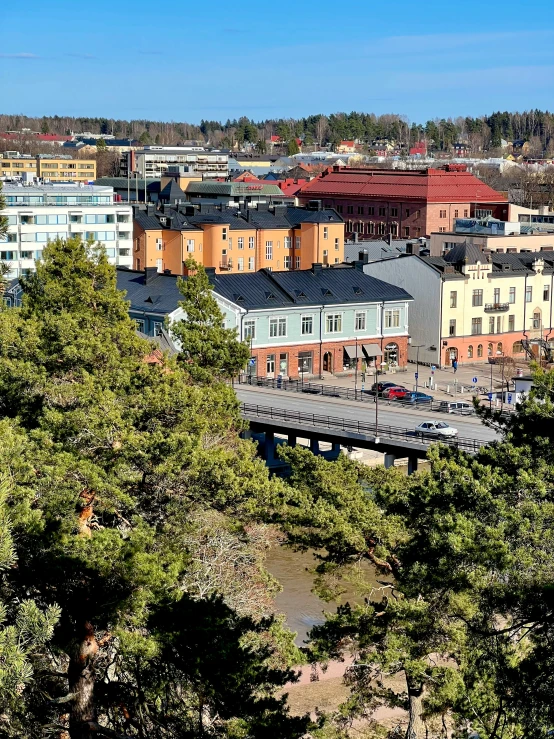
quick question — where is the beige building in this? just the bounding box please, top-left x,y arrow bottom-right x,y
431,229 -> 554,256
1,154 -> 96,182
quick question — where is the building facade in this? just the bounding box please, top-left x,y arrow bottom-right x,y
133,203 -> 345,275
121,147 -> 229,179
116,263 -> 412,378
363,244 -> 554,367
430,218 -> 554,256
1,154 -> 96,182
0,184 -> 133,277
298,165 -> 508,240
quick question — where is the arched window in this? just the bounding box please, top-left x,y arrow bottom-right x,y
468,345 -> 473,358
488,342 -> 493,356
477,344 -> 483,357
384,342 -> 398,365
497,342 -> 503,355
513,341 -> 523,354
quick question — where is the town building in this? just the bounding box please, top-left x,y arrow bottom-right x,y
184,180 -> 293,207
0,183 -> 133,278
133,202 -> 345,275
116,263 -> 412,378
297,165 -> 508,240
121,146 -> 229,179
1,154 -> 96,182
430,217 -> 554,256
362,244 -> 554,367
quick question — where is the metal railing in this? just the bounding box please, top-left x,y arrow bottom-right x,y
240,402 -> 489,453
484,302 -> 510,312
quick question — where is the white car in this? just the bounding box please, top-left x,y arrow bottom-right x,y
416,421 -> 458,438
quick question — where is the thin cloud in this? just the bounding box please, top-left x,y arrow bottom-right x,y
0,52 -> 39,59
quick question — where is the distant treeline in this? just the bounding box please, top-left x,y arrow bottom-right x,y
1,109 -> 554,153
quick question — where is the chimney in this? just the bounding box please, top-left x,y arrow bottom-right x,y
353,232 -> 359,243
144,266 -> 158,284
204,266 -> 217,284
358,249 -> 369,263
147,203 -> 155,216
386,233 -> 393,245
311,263 -> 323,274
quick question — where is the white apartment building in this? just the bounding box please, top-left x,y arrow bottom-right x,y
121,146 -> 229,179
0,183 -> 133,278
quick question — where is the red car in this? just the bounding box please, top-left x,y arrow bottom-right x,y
382,386 -> 409,400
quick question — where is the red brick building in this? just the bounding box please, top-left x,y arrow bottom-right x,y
298,165 -> 508,240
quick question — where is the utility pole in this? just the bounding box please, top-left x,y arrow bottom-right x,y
413,344 -> 424,394
354,339 -> 358,398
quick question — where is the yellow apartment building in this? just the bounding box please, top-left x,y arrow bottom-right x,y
1,155 -> 96,182
133,203 -> 345,275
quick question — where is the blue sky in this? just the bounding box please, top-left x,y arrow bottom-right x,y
1,0 -> 554,124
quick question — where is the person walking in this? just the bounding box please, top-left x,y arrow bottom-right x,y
452,358 -> 458,373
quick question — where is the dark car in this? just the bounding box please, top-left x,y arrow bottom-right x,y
370,381 -> 399,394
403,391 -> 434,405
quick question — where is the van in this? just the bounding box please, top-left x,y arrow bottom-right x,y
439,401 -> 474,415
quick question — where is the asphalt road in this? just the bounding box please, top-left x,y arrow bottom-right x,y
235,385 -> 501,444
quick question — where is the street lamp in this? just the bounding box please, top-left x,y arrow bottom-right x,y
354,339 -> 359,399
374,361 -> 385,443
412,344 -> 425,394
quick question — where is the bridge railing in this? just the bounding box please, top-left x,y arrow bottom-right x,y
240,402 -> 488,453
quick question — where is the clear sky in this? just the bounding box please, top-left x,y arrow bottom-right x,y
1,0 -> 554,124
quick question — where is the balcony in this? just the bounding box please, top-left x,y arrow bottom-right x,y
219,260 -> 233,271
484,302 -> 509,313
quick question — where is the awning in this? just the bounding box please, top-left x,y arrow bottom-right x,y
362,344 -> 383,358
343,345 -> 359,360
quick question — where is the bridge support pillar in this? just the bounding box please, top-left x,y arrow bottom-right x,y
331,442 -> 340,454
242,429 -> 252,441
288,434 -> 297,447
264,431 -> 276,463
384,453 -> 396,469
408,456 -> 419,475
310,438 -> 320,455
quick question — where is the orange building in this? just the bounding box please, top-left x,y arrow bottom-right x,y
133,203 -> 344,275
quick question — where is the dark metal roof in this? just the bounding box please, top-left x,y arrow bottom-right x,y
443,242 -> 487,265
159,179 -> 187,202
118,270 -> 184,315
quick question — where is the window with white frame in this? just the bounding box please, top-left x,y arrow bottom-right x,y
238,237 -> 244,249
237,257 -> 244,271
265,241 -> 273,260
284,255 -> 291,269
248,256 -> 254,270
249,236 -> 255,249
384,309 -> 400,328
355,311 -> 366,331
244,320 -> 256,340
301,315 -> 313,335
295,236 -> 301,249
322,249 -> 328,265
187,239 -> 195,252
156,238 -> 163,251
269,316 -> 287,337
323,227 -> 328,239
156,258 -> 163,272
228,237 -> 232,250
222,228 -> 228,241
284,236 -> 291,249
335,237 -> 340,251
295,256 -> 301,269
326,313 -> 342,333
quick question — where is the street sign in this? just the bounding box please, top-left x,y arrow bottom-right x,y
472,376 -> 478,384
508,393 -> 513,404
487,392 -> 493,401
249,358 -> 256,366
415,372 -> 419,380
431,365 -> 436,371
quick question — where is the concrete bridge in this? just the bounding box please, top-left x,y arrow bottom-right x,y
240,402 -> 489,474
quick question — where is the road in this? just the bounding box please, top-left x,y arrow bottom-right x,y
235,385 -> 501,444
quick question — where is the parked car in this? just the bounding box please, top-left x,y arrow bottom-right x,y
403,391 -> 434,405
383,386 -> 409,399
370,381 -> 399,394
416,421 -> 458,438
439,400 -> 475,415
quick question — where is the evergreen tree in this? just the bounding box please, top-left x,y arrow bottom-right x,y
287,138 -> 300,156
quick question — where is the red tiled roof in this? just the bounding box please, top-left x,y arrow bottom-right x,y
0,132 -> 73,142
270,135 -> 281,142
298,167 -> 507,203
278,178 -> 308,196
340,140 -> 355,147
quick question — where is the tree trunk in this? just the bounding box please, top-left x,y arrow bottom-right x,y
405,674 -> 426,739
68,622 -> 98,739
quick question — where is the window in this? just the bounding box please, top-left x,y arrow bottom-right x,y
154,322 -> 163,336
477,343 -> 483,357
544,285 -> 550,301
249,236 -> 255,249
322,249 -> 328,265
497,316 -> 502,333
472,289 -> 483,306
468,345 -> 473,358
0,251 -> 16,260
156,238 -> 163,251
301,315 -> 313,335
449,319 -> 456,336
384,309 -> 400,328
489,317 -> 495,333
295,237 -> 301,250
347,205 -> 354,214
228,238 -> 232,250
494,288 -> 500,304
323,227 -> 328,239
336,205 -> 343,214
284,255 -> 291,269
487,342 -> 493,357
237,257 -> 244,271
512,341 -> 523,354
355,311 -> 366,331
269,317 -> 287,337
464,209 -> 468,217
450,291 -> 457,308
244,320 -> 256,340
134,319 -> 145,332
439,227 -> 446,233
284,236 -> 291,249
295,256 -> 301,269
266,354 -> 275,375
335,237 -> 340,251
533,312 -> 541,329
326,313 -> 342,333
509,287 -> 516,304
454,209 -> 459,218
404,227 -> 410,237
238,237 -> 244,249
472,317 -> 482,335
357,206 -> 364,215
377,207 -> 385,217
497,342 -> 503,355
390,207 -> 398,217
508,314 -> 515,331
298,351 -> 313,374
156,258 -> 163,272
378,223 -> 386,235
526,286 -> 532,303
440,209 -> 447,218
405,209 -> 410,217
265,241 -> 273,260
6,234 -> 17,243
248,256 -> 254,270
187,239 -> 195,252
222,227 -> 228,241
